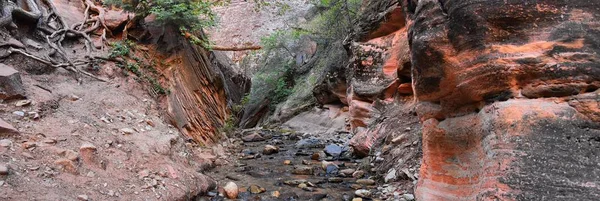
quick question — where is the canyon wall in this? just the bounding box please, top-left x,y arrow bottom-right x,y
149,28 -> 250,145
318,0 -> 600,200
409,0 -> 600,200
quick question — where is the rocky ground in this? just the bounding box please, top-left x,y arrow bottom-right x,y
0,56 -> 216,200
195,106 -> 420,201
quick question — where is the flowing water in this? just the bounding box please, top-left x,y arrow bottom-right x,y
196,129 -> 375,201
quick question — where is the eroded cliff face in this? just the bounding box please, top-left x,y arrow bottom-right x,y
149,27 -> 250,146
408,0 -> 600,200
321,0 -> 600,200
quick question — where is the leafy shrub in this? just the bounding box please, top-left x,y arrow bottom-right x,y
105,0 -> 220,31
108,40 -> 134,58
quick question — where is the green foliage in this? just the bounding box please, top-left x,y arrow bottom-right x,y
147,77 -> 168,95
274,2 -> 291,15
308,0 -> 362,39
105,0 -> 220,31
108,41 -> 134,58
219,115 -> 237,137
109,41 -> 168,96
269,77 -> 293,106
259,30 -> 287,51
252,0 -> 271,12
246,0 -> 363,118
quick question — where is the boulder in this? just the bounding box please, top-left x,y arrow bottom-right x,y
242,133 -> 264,142
262,145 -> 279,155
0,118 -> 18,134
0,64 -> 25,100
104,9 -> 133,30
223,182 -> 239,199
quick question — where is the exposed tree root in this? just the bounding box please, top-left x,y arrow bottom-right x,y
2,47 -> 108,82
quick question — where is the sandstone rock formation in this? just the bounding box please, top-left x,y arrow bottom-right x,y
334,0 -> 600,200
148,27 -> 250,145
406,0 -> 600,200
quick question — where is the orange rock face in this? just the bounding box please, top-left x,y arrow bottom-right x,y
338,0 -> 600,200
147,28 -> 249,146
403,0 -> 600,200
346,6 -> 413,154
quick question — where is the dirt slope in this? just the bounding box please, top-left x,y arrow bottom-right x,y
0,60 -> 218,200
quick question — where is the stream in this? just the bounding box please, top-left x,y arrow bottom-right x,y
195,128 -> 389,201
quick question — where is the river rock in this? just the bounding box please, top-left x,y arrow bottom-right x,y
352,170 -> 365,178
384,168 -> 396,183
402,193 -> 415,200
321,161 -> 337,170
292,166 -> 314,175
356,179 -> 375,185
324,144 -> 342,157
248,184 -> 265,194
295,138 -> 324,149
328,177 -> 343,183
326,164 -> 339,175
284,179 -> 307,185
242,133 -> 264,142
340,168 -> 355,177
223,182 -> 239,199
262,145 -> 279,155
354,189 -> 371,198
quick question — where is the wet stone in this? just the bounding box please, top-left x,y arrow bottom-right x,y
328,177 -> 343,183
312,193 -> 327,200
284,179 -> 307,186
248,184 -> 265,194
326,164 -> 339,175
324,144 -> 342,157
356,179 -> 375,185
384,168 -> 396,183
292,166 -> 313,175
223,182 -> 239,199
242,133 -> 265,142
340,168 -> 355,177
262,145 -> 279,155
295,138 -> 324,149
352,170 -> 365,179
354,189 -> 371,198
402,193 -> 415,200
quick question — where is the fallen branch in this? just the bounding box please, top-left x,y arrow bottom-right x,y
210,45 -> 262,51
34,84 -> 52,93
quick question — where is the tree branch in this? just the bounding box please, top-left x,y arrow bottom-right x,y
210,45 -> 262,51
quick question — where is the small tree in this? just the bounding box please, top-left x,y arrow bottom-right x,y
105,0 -> 219,39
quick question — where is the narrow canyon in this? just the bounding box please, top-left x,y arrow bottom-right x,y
0,0 -> 598,201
